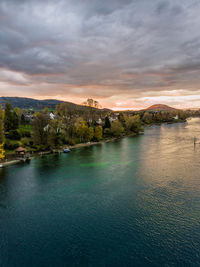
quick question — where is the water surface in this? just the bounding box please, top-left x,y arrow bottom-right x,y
0,118 -> 200,266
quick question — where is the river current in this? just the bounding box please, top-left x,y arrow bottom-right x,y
0,118 -> 200,266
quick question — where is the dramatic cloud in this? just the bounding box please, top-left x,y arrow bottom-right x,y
0,0 -> 200,109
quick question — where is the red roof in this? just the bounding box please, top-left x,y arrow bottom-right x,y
15,147 -> 27,152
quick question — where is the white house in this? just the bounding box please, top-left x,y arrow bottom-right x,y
173,115 -> 179,120
49,112 -> 55,120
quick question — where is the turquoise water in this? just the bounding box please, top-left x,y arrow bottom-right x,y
0,118 -> 200,266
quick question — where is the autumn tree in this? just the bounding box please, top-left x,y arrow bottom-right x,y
82,98 -> 102,109
94,126 -> 103,141
85,127 -> 94,142
75,118 -> 88,142
142,112 -> 153,124
110,121 -> 124,137
0,143 -> 5,161
125,115 -> 142,133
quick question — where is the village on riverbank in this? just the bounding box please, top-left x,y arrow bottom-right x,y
0,97 -> 197,167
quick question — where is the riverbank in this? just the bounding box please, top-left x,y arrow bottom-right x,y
1,119 -> 187,168
0,134 -> 137,167
0,119 -> 187,168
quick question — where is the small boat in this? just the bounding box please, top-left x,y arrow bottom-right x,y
63,148 -> 70,153
0,164 -> 3,168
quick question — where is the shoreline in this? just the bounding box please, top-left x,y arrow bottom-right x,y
0,134 -> 137,168
0,119 -> 187,168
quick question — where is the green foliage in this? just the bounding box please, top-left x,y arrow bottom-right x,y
32,112 -> 50,148
4,139 -> 20,150
7,129 -> 21,140
94,126 -> 103,141
142,112 -> 153,124
104,128 -> 111,137
47,119 -> 62,148
125,115 -> 143,133
21,137 -> 31,147
0,105 -> 4,143
118,113 -> 127,127
110,121 -> 124,137
85,127 -> 94,142
4,102 -> 19,132
19,125 -> 32,138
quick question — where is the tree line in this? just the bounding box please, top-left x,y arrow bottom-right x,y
0,101 -> 144,158
0,99 -> 195,161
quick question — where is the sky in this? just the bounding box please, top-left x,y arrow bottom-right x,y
1,0 -> 200,110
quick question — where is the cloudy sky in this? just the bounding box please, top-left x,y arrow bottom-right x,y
1,0 -> 200,109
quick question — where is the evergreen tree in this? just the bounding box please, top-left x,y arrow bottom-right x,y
104,116 -> 111,129
4,102 -> 19,132
0,105 -> 4,143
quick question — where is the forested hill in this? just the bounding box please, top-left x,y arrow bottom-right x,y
0,97 -> 110,111
0,97 -> 73,109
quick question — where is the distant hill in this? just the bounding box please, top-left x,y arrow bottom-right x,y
0,97 -> 63,109
144,104 -> 178,111
0,97 -> 110,112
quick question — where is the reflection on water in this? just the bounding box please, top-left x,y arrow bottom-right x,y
0,118 -> 200,266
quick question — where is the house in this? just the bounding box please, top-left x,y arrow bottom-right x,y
96,118 -> 103,125
109,115 -> 118,122
49,112 -> 55,120
173,115 -> 179,120
44,124 -> 50,131
15,147 -> 30,162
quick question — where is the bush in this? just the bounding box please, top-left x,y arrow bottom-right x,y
69,138 -> 76,146
7,130 -> 21,140
104,128 -> 111,137
4,139 -> 20,150
19,129 -> 31,138
21,137 -> 30,147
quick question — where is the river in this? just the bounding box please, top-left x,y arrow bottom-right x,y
0,118 -> 200,266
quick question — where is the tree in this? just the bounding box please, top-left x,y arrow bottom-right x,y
82,98 -> 102,109
48,119 -> 62,148
125,115 -> 142,133
94,126 -> 103,141
14,107 -> 22,124
32,112 -> 50,149
85,127 -> 94,142
56,103 -> 76,139
75,118 -> 88,142
142,112 -> 153,124
0,143 -> 5,161
110,121 -> 124,137
104,116 -> 111,129
118,113 -> 127,127
4,102 -> 19,132
21,113 -> 26,125
0,105 -> 4,143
